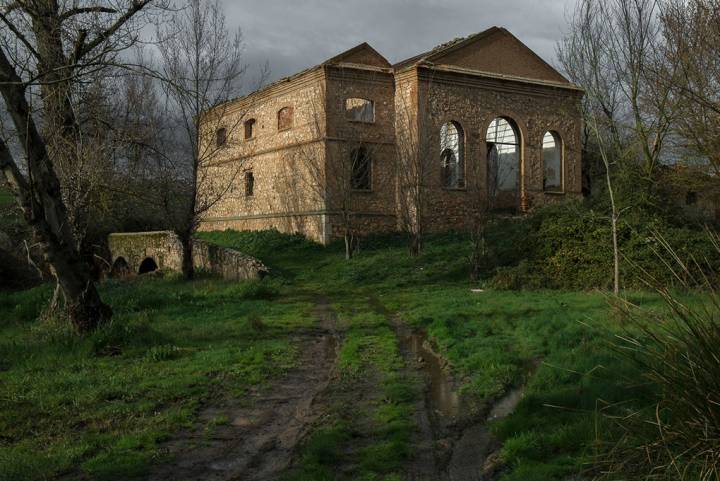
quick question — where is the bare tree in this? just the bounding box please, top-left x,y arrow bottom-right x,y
559,0 -> 680,186
557,0 -> 678,294
661,0 -> 720,171
292,82 -> 379,259
155,0 -> 254,279
395,73 -> 438,256
0,1 -> 161,333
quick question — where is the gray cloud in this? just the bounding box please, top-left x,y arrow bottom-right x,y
221,0 -> 579,90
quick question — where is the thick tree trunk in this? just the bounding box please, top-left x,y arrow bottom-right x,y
0,46 -> 111,334
408,232 -> 422,257
344,233 -> 353,260
180,233 -> 195,280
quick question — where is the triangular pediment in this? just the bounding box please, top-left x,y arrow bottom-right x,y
427,27 -> 569,84
324,43 -> 391,68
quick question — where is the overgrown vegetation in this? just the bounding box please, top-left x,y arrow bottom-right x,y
0,276 -> 304,481
1,226 -> 717,480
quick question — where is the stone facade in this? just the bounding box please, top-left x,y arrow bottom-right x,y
108,231 -> 268,280
198,27 -> 584,243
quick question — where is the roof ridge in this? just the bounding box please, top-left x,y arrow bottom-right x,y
393,26 -> 499,70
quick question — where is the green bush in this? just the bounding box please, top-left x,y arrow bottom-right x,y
484,203 -> 720,290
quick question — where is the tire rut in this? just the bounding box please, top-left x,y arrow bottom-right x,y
145,297 -> 340,481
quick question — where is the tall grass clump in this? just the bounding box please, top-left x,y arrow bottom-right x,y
599,231 -> 720,480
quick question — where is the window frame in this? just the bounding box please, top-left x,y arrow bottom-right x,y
440,121 -> 466,190
244,118 -> 256,140
277,106 -> 293,131
244,171 -> 254,197
485,117 -> 521,195
350,146 -> 372,192
216,127 -> 227,148
344,98 -> 375,123
541,131 -> 564,194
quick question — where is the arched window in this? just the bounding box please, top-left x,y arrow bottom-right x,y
244,118 -> 256,139
138,257 -> 158,274
345,98 -> 374,123
350,147 -> 371,190
277,106 -> 293,131
110,257 -> 129,278
542,131 -> 562,191
440,121 -> 464,189
486,117 -> 520,196
216,127 -> 227,147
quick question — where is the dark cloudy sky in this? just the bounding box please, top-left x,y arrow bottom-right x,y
221,0 -> 579,88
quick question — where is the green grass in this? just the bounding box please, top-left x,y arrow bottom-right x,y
1,228 -> 692,480
0,276 -> 312,481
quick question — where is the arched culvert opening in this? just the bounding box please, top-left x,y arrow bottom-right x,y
110,257 -> 130,278
138,257 -> 158,274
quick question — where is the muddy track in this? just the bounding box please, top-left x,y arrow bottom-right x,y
145,298 -> 340,481
368,294 -> 537,481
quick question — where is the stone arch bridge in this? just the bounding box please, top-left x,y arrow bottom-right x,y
108,231 -> 268,280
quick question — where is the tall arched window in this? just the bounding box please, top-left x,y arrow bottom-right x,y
244,118 -> 256,139
486,117 -> 520,197
542,131 -> 562,191
440,121 -> 464,189
350,147 -> 371,190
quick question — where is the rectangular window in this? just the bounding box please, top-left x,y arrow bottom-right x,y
345,98 -> 374,123
244,119 -> 255,139
350,147 -> 371,190
277,107 -> 293,131
245,171 -> 254,197
216,128 -> 227,148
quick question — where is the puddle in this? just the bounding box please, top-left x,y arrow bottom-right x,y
401,330 -> 461,419
367,295 -> 536,480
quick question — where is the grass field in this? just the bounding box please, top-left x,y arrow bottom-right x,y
0,229 -> 679,480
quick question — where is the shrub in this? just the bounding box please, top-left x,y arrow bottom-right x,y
597,233 -> 720,480
485,203 -> 720,290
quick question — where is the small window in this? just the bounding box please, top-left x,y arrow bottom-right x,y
440,121 -> 464,189
244,119 -> 255,139
277,106 -> 293,131
245,171 -> 254,197
686,191 -> 698,205
345,98 -> 374,123
350,147 -> 371,190
216,127 -> 227,148
542,131 -> 562,191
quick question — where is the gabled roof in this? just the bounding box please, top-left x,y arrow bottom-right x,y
393,26 -> 572,85
392,28 -> 497,70
219,43 -> 391,109
323,42 -> 392,68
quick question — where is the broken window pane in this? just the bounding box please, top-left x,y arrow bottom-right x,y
350,147 -> 371,190
543,131 -> 562,191
440,121 -> 464,189
345,98 -> 374,123
486,118 -> 519,193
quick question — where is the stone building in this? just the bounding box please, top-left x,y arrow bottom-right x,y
198,27 -> 583,243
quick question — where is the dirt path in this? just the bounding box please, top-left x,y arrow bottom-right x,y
369,294 -> 536,481
145,298 -> 340,481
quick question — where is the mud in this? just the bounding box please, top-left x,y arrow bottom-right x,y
370,295 -> 537,481
144,298 -> 340,481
